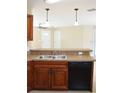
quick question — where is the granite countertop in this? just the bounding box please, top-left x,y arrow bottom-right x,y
27,54 -> 96,62
30,48 -> 92,52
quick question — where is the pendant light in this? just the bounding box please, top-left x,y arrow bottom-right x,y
74,8 -> 79,26
45,8 -> 50,27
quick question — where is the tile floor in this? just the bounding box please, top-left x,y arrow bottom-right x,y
29,90 -> 95,93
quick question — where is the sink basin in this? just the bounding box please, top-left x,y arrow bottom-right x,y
35,55 -> 67,60
54,55 -> 67,59
39,55 -> 53,59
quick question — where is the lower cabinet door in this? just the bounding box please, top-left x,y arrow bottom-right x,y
51,68 -> 68,89
27,62 -> 33,91
34,67 -> 50,89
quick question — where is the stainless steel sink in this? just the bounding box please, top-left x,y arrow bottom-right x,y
54,55 -> 67,59
35,55 -> 67,60
39,55 -> 53,59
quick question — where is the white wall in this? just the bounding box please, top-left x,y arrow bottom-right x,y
28,25 -> 95,50
57,26 -> 84,48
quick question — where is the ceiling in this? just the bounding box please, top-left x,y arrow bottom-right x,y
27,0 -> 96,27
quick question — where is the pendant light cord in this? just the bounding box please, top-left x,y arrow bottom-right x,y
46,8 -> 49,22
74,8 -> 79,22
76,11 -> 77,22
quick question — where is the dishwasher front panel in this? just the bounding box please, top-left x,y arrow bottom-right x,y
68,62 -> 93,90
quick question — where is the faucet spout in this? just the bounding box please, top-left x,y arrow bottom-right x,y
52,50 -> 56,55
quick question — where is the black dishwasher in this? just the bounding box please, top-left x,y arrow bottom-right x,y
68,62 -> 93,90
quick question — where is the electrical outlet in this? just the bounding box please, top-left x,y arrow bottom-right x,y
78,52 -> 83,55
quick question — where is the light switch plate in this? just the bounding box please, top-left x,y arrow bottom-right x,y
78,52 -> 83,55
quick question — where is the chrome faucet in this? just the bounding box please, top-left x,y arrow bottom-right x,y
52,50 -> 57,56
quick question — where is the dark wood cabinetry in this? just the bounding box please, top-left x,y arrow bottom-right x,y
27,60 -> 94,92
27,61 -> 34,91
34,65 -> 50,89
51,68 -> 68,89
27,15 -> 33,41
33,61 -> 68,90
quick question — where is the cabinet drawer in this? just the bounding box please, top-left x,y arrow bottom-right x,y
33,61 -> 68,65
34,64 -> 49,68
34,64 -> 67,68
50,65 -> 67,68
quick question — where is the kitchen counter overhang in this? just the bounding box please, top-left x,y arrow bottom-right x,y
27,54 -> 95,62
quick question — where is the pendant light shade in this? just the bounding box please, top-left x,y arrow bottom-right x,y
74,21 -> 79,26
74,8 -> 79,26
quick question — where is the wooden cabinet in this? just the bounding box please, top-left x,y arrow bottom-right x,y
27,15 -> 33,41
27,61 -> 34,91
27,60 -> 93,91
51,68 -> 68,89
33,61 -> 68,90
34,66 -> 50,89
